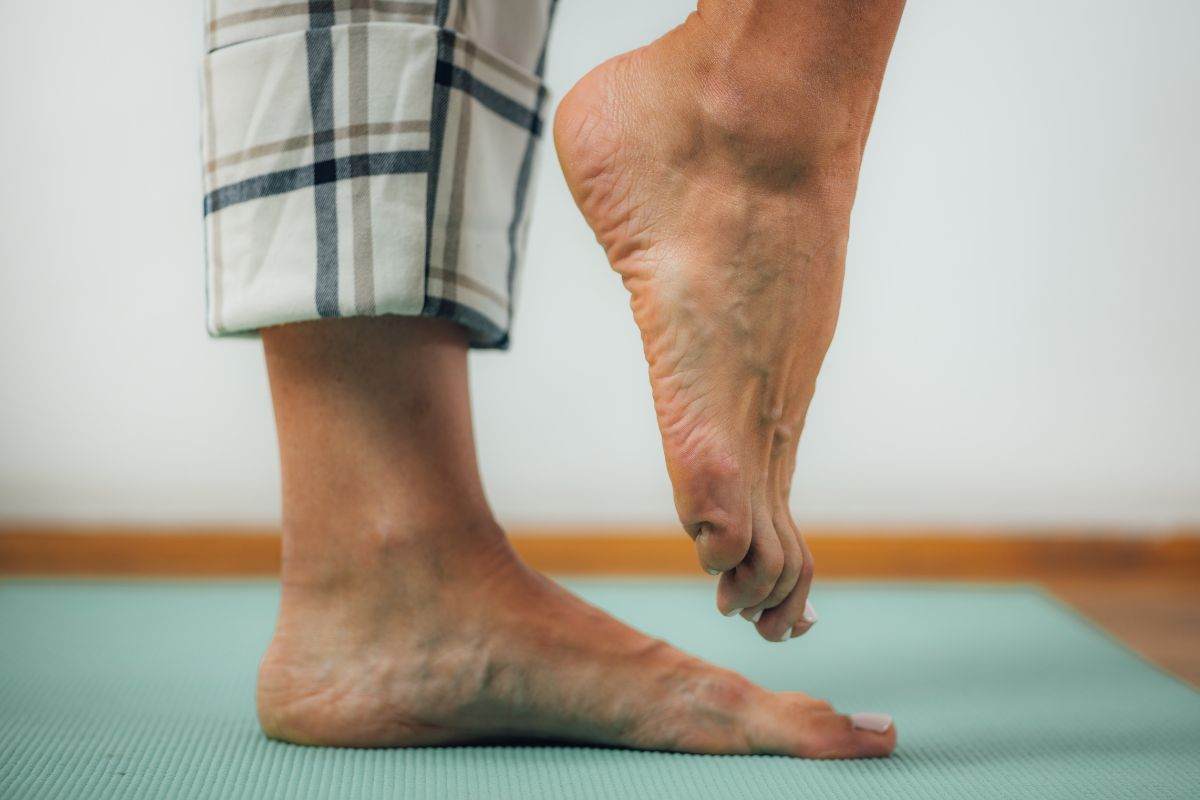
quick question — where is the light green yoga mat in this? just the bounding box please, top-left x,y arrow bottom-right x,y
1,579 -> 1197,799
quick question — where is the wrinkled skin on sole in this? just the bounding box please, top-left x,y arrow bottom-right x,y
554,12 -> 887,641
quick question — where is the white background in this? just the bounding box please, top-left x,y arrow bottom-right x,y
1,0 -> 1197,531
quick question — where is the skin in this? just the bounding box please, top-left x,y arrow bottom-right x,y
555,0 -> 905,641
255,0 -> 904,756
256,317 -> 893,756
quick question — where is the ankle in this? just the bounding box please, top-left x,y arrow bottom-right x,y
278,512 -> 514,597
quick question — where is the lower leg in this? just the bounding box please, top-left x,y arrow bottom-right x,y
263,316 -> 508,596
255,316 -> 894,756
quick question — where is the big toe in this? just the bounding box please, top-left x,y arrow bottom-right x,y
677,457 -> 754,574
691,520 -> 752,574
751,694 -> 897,759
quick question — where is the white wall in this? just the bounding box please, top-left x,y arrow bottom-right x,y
1,1 -> 1197,530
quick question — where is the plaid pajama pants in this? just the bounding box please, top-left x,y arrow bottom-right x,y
201,0 -> 557,348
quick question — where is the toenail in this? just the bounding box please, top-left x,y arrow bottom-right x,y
850,712 -> 893,733
778,628 -> 791,642
705,568 -> 722,576
723,607 -> 743,618
748,609 -> 763,623
803,600 -> 818,625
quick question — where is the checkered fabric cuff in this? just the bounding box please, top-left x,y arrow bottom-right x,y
201,1 -> 556,348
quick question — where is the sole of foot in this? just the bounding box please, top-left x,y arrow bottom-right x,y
554,17 -> 877,642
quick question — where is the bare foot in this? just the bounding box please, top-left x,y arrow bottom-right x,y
554,5 -> 899,641
257,525 -> 895,757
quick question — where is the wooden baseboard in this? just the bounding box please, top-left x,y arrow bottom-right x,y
2,525 -> 1197,579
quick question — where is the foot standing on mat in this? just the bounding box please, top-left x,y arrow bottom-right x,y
200,0 -> 903,757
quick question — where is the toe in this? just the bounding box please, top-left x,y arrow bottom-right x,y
679,458 -> 753,574
690,519 -> 751,574
752,694 -> 896,759
758,534 -> 815,640
716,513 -> 784,616
799,710 -> 896,759
742,514 -> 803,636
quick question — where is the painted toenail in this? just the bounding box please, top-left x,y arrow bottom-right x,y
803,601 -> 818,625
850,713 -> 893,733
723,607 -> 743,617
748,609 -> 763,623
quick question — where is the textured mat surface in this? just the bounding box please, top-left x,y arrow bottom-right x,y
1,579 -> 1197,799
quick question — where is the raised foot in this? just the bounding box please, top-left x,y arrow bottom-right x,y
256,541 -> 894,758
554,16 -> 876,641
